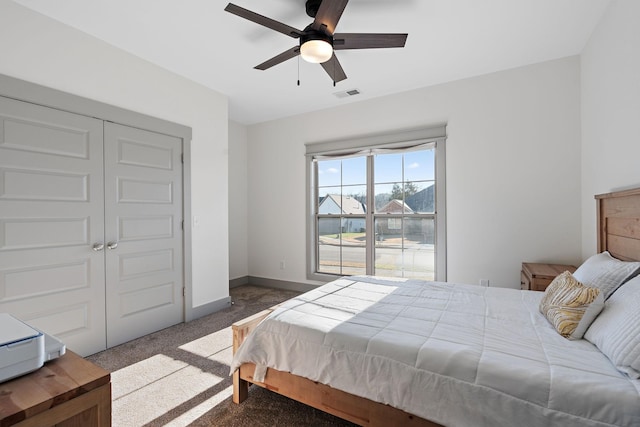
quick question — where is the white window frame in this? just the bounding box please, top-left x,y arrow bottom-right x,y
305,126 -> 447,282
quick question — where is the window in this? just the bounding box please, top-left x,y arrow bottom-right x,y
306,126 -> 446,282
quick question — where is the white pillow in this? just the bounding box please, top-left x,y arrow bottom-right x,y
573,251 -> 640,300
584,275 -> 640,379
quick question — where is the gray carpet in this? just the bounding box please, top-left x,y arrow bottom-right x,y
86,285 -> 357,427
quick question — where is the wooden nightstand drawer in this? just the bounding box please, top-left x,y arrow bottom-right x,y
521,262 -> 576,291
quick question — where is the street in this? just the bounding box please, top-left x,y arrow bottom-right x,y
318,241 -> 435,279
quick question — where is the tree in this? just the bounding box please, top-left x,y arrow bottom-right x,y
391,182 -> 419,200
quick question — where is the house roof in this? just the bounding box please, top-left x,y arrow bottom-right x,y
378,199 -> 413,214
321,194 -> 366,215
11,0 -> 611,124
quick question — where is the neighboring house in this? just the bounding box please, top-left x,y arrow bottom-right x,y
376,184 -> 436,243
318,187 -> 437,239
318,194 -> 366,235
377,199 -> 412,237
378,199 -> 414,214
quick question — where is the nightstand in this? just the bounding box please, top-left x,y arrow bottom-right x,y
521,262 -> 577,291
0,351 -> 111,426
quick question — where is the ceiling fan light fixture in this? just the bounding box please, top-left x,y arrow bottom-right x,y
300,33 -> 333,63
300,39 -> 333,63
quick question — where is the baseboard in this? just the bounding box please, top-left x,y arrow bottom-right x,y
190,295 -> 232,320
229,275 -> 320,293
229,276 -> 250,289
246,276 -> 318,293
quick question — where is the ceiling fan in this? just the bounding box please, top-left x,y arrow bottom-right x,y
224,0 -> 408,84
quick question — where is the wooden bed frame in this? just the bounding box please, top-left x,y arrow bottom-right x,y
596,187 -> 640,262
231,187 -> 640,426
231,307 -> 438,426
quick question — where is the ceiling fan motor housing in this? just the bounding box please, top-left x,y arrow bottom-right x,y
300,28 -> 333,47
305,0 -> 323,18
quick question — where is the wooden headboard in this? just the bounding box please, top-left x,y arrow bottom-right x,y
596,187 -> 640,262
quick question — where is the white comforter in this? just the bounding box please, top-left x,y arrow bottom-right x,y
230,276 -> 640,427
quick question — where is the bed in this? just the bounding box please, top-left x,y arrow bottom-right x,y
230,187 -> 640,426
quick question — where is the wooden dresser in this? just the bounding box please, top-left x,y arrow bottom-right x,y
521,262 -> 577,292
0,351 -> 111,427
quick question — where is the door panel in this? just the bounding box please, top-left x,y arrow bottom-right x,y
1,260 -> 89,300
0,96 -> 106,356
1,111 -> 91,158
118,215 -> 173,240
104,122 -> 183,348
1,217 -> 89,249
118,177 -> 173,203
0,167 -> 89,201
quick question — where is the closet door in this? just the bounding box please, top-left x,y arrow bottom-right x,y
0,96 -> 107,356
103,122 -> 183,348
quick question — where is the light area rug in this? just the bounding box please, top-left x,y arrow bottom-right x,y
87,285 -> 356,427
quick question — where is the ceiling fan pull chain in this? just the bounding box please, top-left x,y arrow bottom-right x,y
297,56 -> 301,86
333,56 -> 336,86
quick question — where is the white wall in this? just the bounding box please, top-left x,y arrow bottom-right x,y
229,120 -> 249,280
247,57 -> 583,288
580,0 -> 640,259
0,2 -> 230,312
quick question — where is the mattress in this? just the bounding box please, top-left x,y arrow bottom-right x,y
230,276 -> 640,427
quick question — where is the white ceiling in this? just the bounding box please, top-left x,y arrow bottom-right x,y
14,0 -> 611,125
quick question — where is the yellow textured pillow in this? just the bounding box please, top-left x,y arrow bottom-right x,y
539,271 -> 604,340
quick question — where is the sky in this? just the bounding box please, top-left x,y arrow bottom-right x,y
317,149 -> 435,197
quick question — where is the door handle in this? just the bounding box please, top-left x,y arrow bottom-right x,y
107,241 -> 118,250
92,243 -> 104,252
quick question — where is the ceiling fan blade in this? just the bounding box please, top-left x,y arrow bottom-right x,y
333,33 -> 408,50
225,3 -> 302,38
311,0 -> 349,35
320,53 -> 347,83
254,46 -> 300,70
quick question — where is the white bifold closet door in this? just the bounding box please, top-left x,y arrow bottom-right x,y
0,96 -> 183,356
103,122 -> 183,348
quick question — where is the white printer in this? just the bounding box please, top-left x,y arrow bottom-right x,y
0,313 -> 66,383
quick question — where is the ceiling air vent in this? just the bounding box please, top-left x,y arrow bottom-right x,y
334,89 -> 361,99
